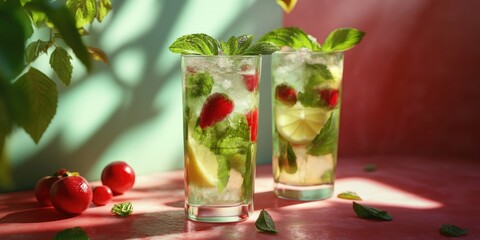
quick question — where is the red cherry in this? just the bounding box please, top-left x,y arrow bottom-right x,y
275,83 -> 297,106
92,185 -> 113,206
50,175 -> 93,215
245,108 -> 258,142
101,161 -> 136,195
318,88 -> 339,108
34,176 -> 61,206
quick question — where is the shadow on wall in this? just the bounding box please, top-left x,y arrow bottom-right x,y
3,0 -> 282,192
285,0 -> 480,159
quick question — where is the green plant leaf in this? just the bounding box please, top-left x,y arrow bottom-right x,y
27,0 -> 92,71
440,224 -> 467,237
217,156 -> 230,192
111,202 -> 133,217
169,33 -> 219,55
66,0 -> 97,28
278,139 -> 297,174
321,28 -> 365,53
13,67 -> 57,144
243,42 -> 279,55
337,191 -> 362,200
52,226 -> 90,240
186,72 -> 213,98
258,27 -> 320,50
353,202 -> 393,221
87,46 -> 109,64
222,36 -> 238,55
307,113 -> 337,156
236,34 -> 253,54
96,0 -> 112,22
0,2 -> 27,80
241,143 -> 254,200
255,210 -> 278,233
50,47 -> 73,86
25,40 -> 50,64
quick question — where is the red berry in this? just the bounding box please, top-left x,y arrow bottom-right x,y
242,74 -> 259,92
92,185 -> 113,206
199,93 -> 234,129
275,83 -> 297,106
101,161 -> 136,195
50,175 -> 93,215
34,176 -> 61,206
245,108 -> 258,142
318,88 -> 339,108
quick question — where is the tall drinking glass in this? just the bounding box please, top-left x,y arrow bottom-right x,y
271,51 -> 343,200
181,55 -> 261,222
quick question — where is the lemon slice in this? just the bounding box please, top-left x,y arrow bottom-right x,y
275,103 -> 328,144
186,141 -> 218,187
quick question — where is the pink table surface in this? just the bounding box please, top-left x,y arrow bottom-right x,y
1,157 -> 479,240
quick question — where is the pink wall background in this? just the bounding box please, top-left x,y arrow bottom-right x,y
284,0 -> 480,159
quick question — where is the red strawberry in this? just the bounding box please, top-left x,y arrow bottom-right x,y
245,108 -> 258,142
242,74 -> 259,92
275,83 -> 297,106
199,93 -> 234,129
318,88 -> 339,108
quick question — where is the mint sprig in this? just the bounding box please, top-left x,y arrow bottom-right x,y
185,72 -> 213,98
307,113 -> 337,156
440,224 -> 468,237
353,202 -> 393,221
111,202 -> 133,217
52,226 -> 90,240
169,33 -> 278,56
259,27 -> 365,53
255,209 -> 278,233
278,139 -> 297,174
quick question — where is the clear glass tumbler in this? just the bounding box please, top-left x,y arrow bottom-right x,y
271,51 -> 343,200
181,55 -> 261,222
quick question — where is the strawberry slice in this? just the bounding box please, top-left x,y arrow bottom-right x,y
275,83 -> 297,106
318,88 -> 339,108
243,74 -> 259,92
199,93 -> 234,129
245,108 -> 258,142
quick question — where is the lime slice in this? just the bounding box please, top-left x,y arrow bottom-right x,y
275,103 -> 328,145
186,141 -> 218,187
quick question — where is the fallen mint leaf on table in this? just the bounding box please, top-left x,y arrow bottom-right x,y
255,209 -> 278,233
52,226 -> 89,240
353,202 -> 392,221
337,191 -> 362,200
111,202 -> 133,217
363,163 -> 377,172
440,224 -> 467,237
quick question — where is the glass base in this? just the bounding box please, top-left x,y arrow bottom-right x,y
185,202 -> 253,223
274,182 -> 334,201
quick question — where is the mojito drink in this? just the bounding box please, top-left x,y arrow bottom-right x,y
272,51 -> 343,200
182,55 -> 261,222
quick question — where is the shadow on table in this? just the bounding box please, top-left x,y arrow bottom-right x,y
0,208 -> 74,223
254,191 -> 305,210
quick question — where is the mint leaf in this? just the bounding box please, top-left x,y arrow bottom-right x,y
298,63 -> 334,107
52,226 -> 90,240
50,47 -> 73,86
258,27 -> 320,50
96,0 -> 112,23
216,135 -> 249,156
308,113 -> 337,156
236,35 -> 253,54
221,36 -> 238,55
321,169 -> 334,183
321,28 -> 365,53
169,33 -> 219,55
241,144 -> 254,200
243,42 -> 279,55
25,40 -> 50,64
440,224 -> 467,237
353,202 -> 392,221
186,72 -> 213,98
278,139 -> 298,174
13,67 -> 57,143
66,0 -> 97,28
111,202 -> 133,217
256,209 -> 278,233
337,191 -> 362,200
217,156 -> 230,192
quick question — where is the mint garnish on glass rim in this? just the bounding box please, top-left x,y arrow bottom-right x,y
169,33 -> 278,55
258,26 -> 365,52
